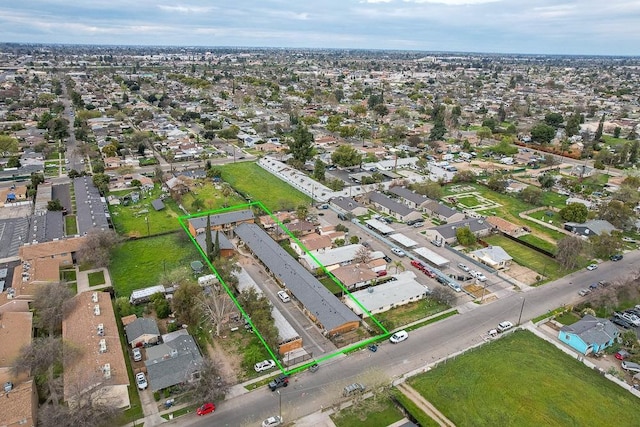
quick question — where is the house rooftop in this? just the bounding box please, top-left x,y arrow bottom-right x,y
560,315 -> 619,346
369,192 -> 416,217
145,334 -> 202,392
0,311 -> 33,369
188,209 -> 254,233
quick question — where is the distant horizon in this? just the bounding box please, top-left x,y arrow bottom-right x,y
1,1 -> 638,57
2,41 -> 639,60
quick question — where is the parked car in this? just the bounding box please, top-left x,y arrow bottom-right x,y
413,222 -> 424,228
277,290 -> 290,303
382,254 -> 392,263
376,270 -> 387,277
135,372 -> 148,390
610,254 -> 623,261
254,359 -> 276,372
497,321 -> 513,333
268,374 -> 289,391
611,316 -> 632,329
622,361 -> 640,374
586,264 -> 598,271
621,312 -> 640,327
342,382 -> 366,397
262,415 -> 283,427
476,273 -> 487,282
458,263 -> 470,272
309,363 -> 320,373
389,330 -> 409,343
391,247 -> 406,257
196,402 -> 215,416
132,348 -> 142,362
578,289 -> 591,296
430,239 -> 443,247
615,349 -> 631,360
589,283 -> 599,290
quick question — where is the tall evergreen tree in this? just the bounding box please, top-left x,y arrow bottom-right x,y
594,113 -> 605,141
205,216 -> 213,259
212,231 -> 221,259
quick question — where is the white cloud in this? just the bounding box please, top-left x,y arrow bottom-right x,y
157,4 -> 215,14
405,0 -> 500,4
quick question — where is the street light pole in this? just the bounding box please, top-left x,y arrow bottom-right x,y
277,390 -> 282,420
517,297 -> 526,326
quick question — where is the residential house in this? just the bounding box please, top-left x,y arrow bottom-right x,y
187,209 -> 255,237
165,175 -> 191,198
424,218 -> 492,245
564,219 -> 616,237
145,334 -> 203,392
558,315 -> 619,355
486,216 -> 527,237
290,233 -> 332,256
195,229 -> 236,258
469,246 -> 513,270
124,317 -> 161,348
330,265 -> 378,291
368,192 -> 423,223
423,201 -> 465,223
330,196 -> 368,217
63,292 -> 130,409
286,220 -> 316,237
387,186 -> 432,211
0,371 -> 38,427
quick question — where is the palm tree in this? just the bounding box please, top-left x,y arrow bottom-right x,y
392,260 -> 405,274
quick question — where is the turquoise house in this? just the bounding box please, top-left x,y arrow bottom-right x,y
558,315 -> 619,355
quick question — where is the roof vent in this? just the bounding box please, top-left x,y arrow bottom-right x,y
170,349 -> 179,358
94,304 -> 101,316
97,323 -> 104,336
92,292 -> 98,303
99,339 -> 107,353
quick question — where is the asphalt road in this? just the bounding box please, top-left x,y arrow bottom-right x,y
168,250 -> 640,427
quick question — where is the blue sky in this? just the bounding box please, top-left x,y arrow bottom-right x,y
1,0 -> 638,55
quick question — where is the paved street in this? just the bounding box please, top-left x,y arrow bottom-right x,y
161,250 -> 640,427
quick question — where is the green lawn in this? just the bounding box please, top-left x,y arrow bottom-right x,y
409,330 -> 640,427
517,234 -> 557,255
331,394 -> 404,427
109,234 -> 200,297
365,298 -> 449,332
483,234 -> 565,280
65,215 -> 78,235
220,162 -> 310,212
181,182 -> 245,213
109,185 -> 183,237
88,270 -> 106,287
392,390 -> 439,427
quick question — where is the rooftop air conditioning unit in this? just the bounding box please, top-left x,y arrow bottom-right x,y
99,339 -> 107,353
97,323 -> 104,336
92,292 -> 98,303
102,363 -> 111,379
94,304 -> 101,316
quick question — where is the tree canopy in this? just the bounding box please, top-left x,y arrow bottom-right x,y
530,123 -> 555,144
331,144 -> 362,167
287,125 -> 314,167
560,203 -> 588,223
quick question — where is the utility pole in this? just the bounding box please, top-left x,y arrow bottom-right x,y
517,297 -> 526,326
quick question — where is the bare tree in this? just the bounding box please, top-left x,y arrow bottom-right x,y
32,283 -> 75,337
199,290 -> 234,337
430,287 -> 456,306
353,246 -> 371,264
77,229 -> 121,268
187,357 -> 229,404
555,236 -> 586,270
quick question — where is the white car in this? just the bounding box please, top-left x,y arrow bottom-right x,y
476,273 -> 487,282
389,330 -> 409,343
254,359 -> 276,372
497,321 -> 513,333
132,348 -> 142,362
458,263 -> 470,272
277,290 -> 290,303
391,247 -> 406,257
135,372 -> 148,390
621,312 -> 640,327
262,416 -> 283,427
586,264 -> 598,271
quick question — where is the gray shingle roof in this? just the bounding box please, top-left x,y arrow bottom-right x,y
73,176 -> 110,235
28,211 -> 64,243
124,318 -> 160,344
234,223 -> 359,332
188,209 -> 254,231
145,335 -> 203,391
560,315 -> 619,346
564,220 -> 616,236
388,186 -> 431,206
330,196 -> 366,212
151,199 -> 165,211
432,218 -> 491,240
425,200 -> 459,219
195,230 -> 235,252
369,192 -> 416,217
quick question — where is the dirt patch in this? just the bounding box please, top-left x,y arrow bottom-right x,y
205,338 -> 241,386
503,264 -> 543,285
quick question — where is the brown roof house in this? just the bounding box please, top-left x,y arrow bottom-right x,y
0,309 -> 38,427
63,292 -> 130,409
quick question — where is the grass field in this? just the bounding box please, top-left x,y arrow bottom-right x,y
88,270 -> 106,287
365,298 -> 449,331
518,233 -> 558,254
109,185 -> 183,237
220,162 -> 310,212
109,234 -> 200,297
331,395 -> 404,427
409,330 -> 640,427
65,215 -> 77,235
483,234 -> 565,279
181,182 -> 246,213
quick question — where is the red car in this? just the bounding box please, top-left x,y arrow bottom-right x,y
197,402 -> 215,416
376,270 -> 387,277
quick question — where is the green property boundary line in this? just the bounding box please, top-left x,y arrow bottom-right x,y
177,201 -> 390,375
